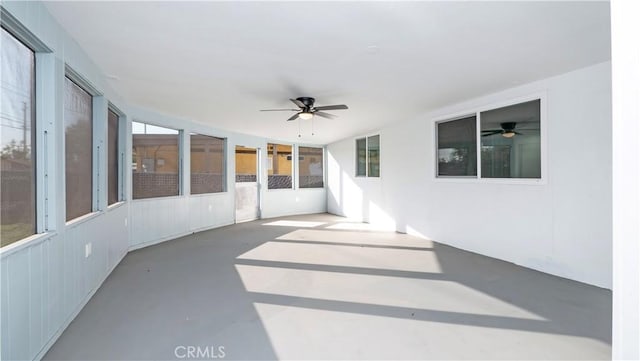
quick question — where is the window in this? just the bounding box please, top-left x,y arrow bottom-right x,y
480,99 -> 541,179
191,134 -> 225,194
64,77 -> 93,221
355,135 -> 380,178
367,135 -> 380,177
1,28 -> 36,246
107,109 -> 120,205
435,99 -> 542,180
132,122 -> 180,199
356,138 -> 366,176
235,146 -> 257,183
299,146 -> 323,188
267,143 -> 292,189
437,116 -> 477,177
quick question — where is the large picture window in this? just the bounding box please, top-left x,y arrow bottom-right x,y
64,76 -> 93,221
355,135 -> 380,178
191,134 -> 225,194
132,122 -> 180,199
299,146 -> 323,188
436,99 -> 542,180
1,28 -> 36,246
107,109 -> 120,205
267,143 -> 292,189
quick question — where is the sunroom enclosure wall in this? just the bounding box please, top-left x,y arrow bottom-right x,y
328,61 -> 612,289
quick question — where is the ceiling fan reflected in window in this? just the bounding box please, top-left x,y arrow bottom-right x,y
481,122 -> 538,138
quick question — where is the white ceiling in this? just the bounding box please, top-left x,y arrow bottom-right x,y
44,1 -> 610,144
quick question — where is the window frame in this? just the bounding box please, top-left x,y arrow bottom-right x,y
131,120 -> 183,200
1,25 -> 38,247
189,132 -> 227,195
297,144 -> 325,189
355,134 -> 381,178
433,93 -> 547,185
0,10 -> 57,253
107,103 -> 126,207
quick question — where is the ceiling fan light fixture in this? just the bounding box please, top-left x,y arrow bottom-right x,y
299,112 -> 314,120
502,131 -> 516,138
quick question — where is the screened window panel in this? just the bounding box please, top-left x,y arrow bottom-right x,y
267,143 -> 292,189
191,134 -> 225,194
1,28 -> 36,246
480,99 -> 541,178
356,138 -> 366,176
437,116 -> 477,177
64,77 -> 93,221
299,146 -> 323,188
107,109 -> 119,205
235,146 -> 257,183
132,121 -> 180,199
367,135 -> 380,177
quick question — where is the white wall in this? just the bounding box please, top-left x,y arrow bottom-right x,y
0,3 -> 327,361
611,0 -> 640,359
328,61 -> 612,289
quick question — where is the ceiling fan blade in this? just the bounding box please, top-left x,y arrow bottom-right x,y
481,129 -> 502,133
290,98 -> 305,108
314,111 -> 337,119
481,130 -> 502,137
287,113 -> 300,121
314,104 -> 348,111
260,109 -> 299,112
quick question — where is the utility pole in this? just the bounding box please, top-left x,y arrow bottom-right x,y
22,101 -> 27,154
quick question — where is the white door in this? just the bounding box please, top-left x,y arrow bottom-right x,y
235,146 -> 260,222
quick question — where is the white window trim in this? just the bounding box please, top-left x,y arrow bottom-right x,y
433,92 -> 547,185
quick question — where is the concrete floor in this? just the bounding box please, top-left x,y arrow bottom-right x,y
44,213 -> 611,360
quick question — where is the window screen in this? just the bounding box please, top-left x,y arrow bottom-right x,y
267,143 -> 292,189
64,77 -> 93,221
132,122 -> 180,199
299,146 -> 323,188
191,134 -> 225,194
1,28 -> 36,246
107,109 -> 119,205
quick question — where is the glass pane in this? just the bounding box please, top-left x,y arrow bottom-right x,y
356,138 -> 366,176
132,121 -> 179,199
267,143 -> 292,189
107,109 -> 119,205
299,146 -> 323,188
64,77 -> 93,221
191,134 -> 225,194
235,146 -> 256,182
437,116 -> 477,177
480,99 -> 541,178
1,28 -> 36,246
367,135 -> 380,177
